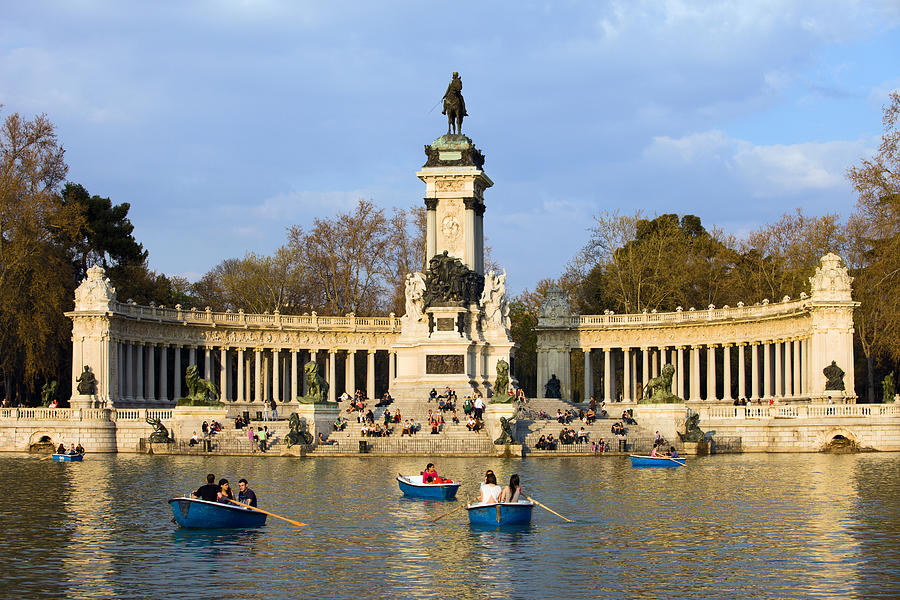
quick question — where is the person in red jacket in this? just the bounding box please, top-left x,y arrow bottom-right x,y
423,463 -> 438,483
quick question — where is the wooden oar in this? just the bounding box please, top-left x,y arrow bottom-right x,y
430,502 -> 466,523
525,496 -> 574,522
39,455 -> 53,461
226,498 -> 306,528
666,456 -> 686,467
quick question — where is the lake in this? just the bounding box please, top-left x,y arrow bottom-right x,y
3,453 -> 899,599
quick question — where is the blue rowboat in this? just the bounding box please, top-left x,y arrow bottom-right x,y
630,454 -> 686,467
467,501 -> 534,526
52,454 -> 83,462
169,497 -> 267,528
397,474 -> 460,500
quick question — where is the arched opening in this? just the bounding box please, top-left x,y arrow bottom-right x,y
38,435 -> 51,443
28,433 -> 56,454
823,434 -> 858,453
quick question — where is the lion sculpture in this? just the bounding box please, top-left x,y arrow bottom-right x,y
285,413 -> 314,447
146,416 -> 172,443
640,364 -> 680,403
177,365 -> 220,406
492,359 -> 512,402
493,416 -> 516,445
297,361 -> 329,404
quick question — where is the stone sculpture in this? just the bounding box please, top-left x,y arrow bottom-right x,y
442,71 -> 467,135
422,251 -> 484,307
493,416 -> 516,445
75,366 -> 97,395
404,272 -> 426,322
178,365 -> 220,406
677,412 -> 706,443
298,361 -> 329,404
146,417 -> 172,443
492,359 -> 511,401
640,364 -> 680,403
544,374 -> 561,399
824,361 -> 845,391
285,413 -> 314,447
480,269 -> 510,332
41,380 -> 58,407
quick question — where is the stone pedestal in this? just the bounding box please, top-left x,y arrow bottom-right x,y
70,394 -> 97,409
681,440 -> 710,456
485,402 -> 517,442
172,405 -> 228,443
290,403 -> 339,440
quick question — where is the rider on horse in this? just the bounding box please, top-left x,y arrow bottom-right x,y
442,72 -> 467,134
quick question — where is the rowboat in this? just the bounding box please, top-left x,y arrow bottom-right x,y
397,474 -> 460,500
629,454 -> 686,467
467,501 -> 534,526
168,497 -> 267,528
52,453 -> 84,462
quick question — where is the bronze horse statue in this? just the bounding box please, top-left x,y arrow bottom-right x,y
442,72 -> 467,135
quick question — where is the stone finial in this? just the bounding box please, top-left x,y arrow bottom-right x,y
74,265 -> 117,311
537,287 -> 571,327
737,301 -> 744,307
782,296 -> 791,302
809,252 -> 853,302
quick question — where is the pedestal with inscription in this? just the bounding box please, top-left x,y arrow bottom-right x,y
391,134 -> 516,401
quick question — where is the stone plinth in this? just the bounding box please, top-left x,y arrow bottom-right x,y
681,440 -> 710,455
70,394 -> 97,410
291,403 -> 339,440
485,402 -> 517,442
172,405 -> 228,443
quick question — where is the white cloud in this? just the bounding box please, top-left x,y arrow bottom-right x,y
218,189 -> 364,221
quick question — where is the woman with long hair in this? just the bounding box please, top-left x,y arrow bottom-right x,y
500,474 -> 521,503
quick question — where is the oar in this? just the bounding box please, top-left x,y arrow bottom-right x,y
430,502 -> 466,523
226,499 -> 306,528
666,456 -> 686,467
525,496 -> 574,522
40,455 -> 53,461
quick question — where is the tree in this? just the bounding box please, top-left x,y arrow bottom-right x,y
845,90 -> 900,400
508,278 -> 558,397
60,182 -> 147,281
0,110 -> 82,402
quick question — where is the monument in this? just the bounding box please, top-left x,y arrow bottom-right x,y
390,73 -> 517,402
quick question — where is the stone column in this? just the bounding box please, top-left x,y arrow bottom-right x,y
641,347 -> 649,395
218,348 -> 227,401
706,345 -> 716,401
738,343 -> 746,400
793,338 -> 801,397
751,342 -> 760,400
603,348 -> 611,402
159,345 -> 168,403
136,344 -> 145,402
125,343 -> 134,401
622,348 -> 632,402
425,198 -> 437,260
272,348 -> 281,402
583,348 -> 592,402
609,350 -> 618,401
464,198 -> 477,270
723,344 -> 732,402
802,337 -> 810,395
676,346 -> 684,398
146,344 -> 156,403
290,350 -> 298,402
475,204 -> 486,274
346,350 -> 356,395
690,346 -> 701,401
189,347 -> 197,368
254,349 -> 262,402
367,350 -> 376,400
204,348 -> 212,383
774,340 -> 783,399
784,340 -> 793,398
237,349 -> 245,402
173,346 -> 182,400
651,349 -> 659,378
763,341 -> 772,399
328,350 -> 338,402
389,351 -> 396,391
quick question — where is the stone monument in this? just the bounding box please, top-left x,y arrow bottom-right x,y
391,74 -> 516,402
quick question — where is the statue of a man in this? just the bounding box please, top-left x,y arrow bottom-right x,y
76,366 -> 97,395
442,72 -> 467,135
404,272 -> 426,322
823,361 -> 845,391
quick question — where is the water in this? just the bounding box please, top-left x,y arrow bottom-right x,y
3,453 -> 899,600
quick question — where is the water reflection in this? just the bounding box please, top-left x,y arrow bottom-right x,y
4,453 -> 900,599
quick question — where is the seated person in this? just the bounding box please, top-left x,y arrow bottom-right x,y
339,391 -> 351,402
466,416 -> 476,431
667,446 -> 679,458
383,410 -> 392,426
65,443 -> 78,455
402,420 -> 411,436
430,419 -> 440,435
410,420 -> 420,434
333,417 -> 347,431
546,434 -> 557,450
535,435 -> 548,450
451,410 -> 460,425
577,427 -> 589,443
317,432 -> 335,445
622,409 -> 637,425
75,443 -> 84,454
189,431 -> 200,446
557,409 -> 565,424
585,408 -> 596,424
56,443 -> 66,454
422,463 -> 438,483
429,388 -> 438,402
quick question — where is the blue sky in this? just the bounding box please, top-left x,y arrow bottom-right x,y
2,1 -> 899,296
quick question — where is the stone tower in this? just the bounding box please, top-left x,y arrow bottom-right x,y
390,134 -> 516,401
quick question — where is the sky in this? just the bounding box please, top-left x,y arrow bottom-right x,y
2,1 -> 899,296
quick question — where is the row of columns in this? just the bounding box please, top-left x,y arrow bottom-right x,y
114,341 -> 396,406
576,337 -> 812,402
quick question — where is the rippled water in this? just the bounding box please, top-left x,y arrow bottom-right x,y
3,453 -> 899,599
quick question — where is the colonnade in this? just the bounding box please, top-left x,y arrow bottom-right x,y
112,341 -> 396,407
540,337 -> 814,403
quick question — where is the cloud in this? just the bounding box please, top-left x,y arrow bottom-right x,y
218,189 -> 365,221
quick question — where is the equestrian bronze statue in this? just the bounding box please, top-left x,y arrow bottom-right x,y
442,72 -> 467,135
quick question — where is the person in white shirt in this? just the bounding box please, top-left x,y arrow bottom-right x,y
479,471 -> 502,504
474,397 -> 485,420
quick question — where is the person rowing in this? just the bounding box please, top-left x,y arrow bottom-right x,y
237,478 -> 257,507
191,473 -> 219,502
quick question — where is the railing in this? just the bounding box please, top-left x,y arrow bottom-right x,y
0,407 -> 174,422
558,298 -> 809,329
108,302 -> 402,332
700,403 -> 900,420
